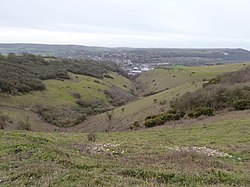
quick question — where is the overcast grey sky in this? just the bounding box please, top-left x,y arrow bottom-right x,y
1,0 -> 250,49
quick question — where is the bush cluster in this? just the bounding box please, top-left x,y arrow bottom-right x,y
35,105 -> 87,127
35,99 -> 110,127
188,107 -> 214,118
144,110 -> 184,128
171,85 -> 250,112
233,99 -> 250,110
170,66 -> 250,116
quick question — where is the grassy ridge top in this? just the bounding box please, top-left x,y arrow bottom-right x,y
0,111 -> 249,186
136,63 -> 246,96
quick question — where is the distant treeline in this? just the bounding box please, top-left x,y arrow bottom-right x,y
0,53 -> 127,94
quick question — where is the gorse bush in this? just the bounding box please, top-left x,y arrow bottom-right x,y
144,110 -> 185,128
188,107 -> 214,118
233,99 -> 250,110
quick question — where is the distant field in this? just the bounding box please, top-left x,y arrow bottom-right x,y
0,111 -> 249,186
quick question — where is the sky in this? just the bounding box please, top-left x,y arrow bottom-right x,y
1,0 -> 250,49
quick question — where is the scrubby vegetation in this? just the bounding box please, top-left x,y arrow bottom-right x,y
188,107 -> 214,118
0,53 -> 126,94
35,103 -> 110,128
171,66 -> 250,113
144,110 -> 185,128
233,99 -> 250,110
0,53 -> 135,128
104,86 -> 135,106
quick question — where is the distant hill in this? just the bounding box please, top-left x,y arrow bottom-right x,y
1,43 -> 250,66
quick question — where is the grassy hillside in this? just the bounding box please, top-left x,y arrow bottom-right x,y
73,63 -> 248,132
0,112 -> 249,186
136,63 -> 246,96
71,82 -> 201,132
0,54 -> 134,130
0,72 -> 134,130
171,65 -> 250,114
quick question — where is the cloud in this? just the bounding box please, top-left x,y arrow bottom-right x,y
0,0 -> 250,49
1,26 -> 249,49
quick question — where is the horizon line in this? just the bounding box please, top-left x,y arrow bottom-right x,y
0,42 -> 249,51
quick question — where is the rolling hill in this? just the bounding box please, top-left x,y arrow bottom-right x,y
0,53 -> 250,186
68,63 -> 248,132
0,54 -> 135,131
1,43 -> 250,67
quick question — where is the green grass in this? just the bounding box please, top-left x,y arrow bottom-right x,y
0,72 -> 134,129
3,73 -> 109,108
73,63 -> 249,132
72,82 -> 202,132
136,63 -> 247,96
0,115 -> 249,186
103,72 -> 133,92
1,72 -> 133,108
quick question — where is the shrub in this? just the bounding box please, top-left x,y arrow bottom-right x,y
171,85 -> 250,112
130,121 -> 140,129
188,107 -> 214,118
144,118 -> 165,128
144,111 -> 185,128
87,133 -> 97,142
233,99 -> 250,110
35,105 -> 88,127
171,66 -> 250,112
132,121 -> 140,127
